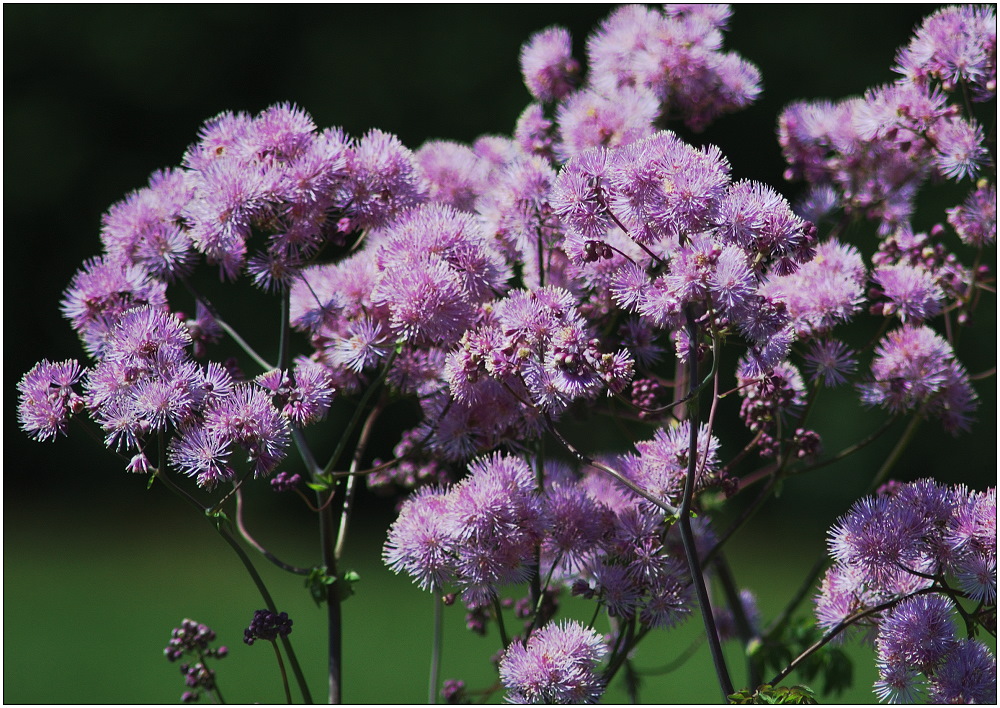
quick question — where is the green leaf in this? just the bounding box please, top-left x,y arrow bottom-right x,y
206,510 -> 231,531
335,569 -> 360,602
305,566 -> 337,606
305,481 -> 330,492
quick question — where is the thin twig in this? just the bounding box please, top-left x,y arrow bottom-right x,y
678,310 -> 733,701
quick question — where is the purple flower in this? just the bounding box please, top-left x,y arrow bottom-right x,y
515,103 -> 556,160
168,424 -> 234,490
447,453 -> 542,603
499,619 -> 608,704
60,256 -> 169,356
182,110 -> 252,171
954,552 -> 997,605
586,5 -> 760,131
635,421 -> 720,505
871,264 -> 944,323
519,26 -> 579,103
243,609 -> 293,645
606,132 -> 731,244
374,258 -> 475,345
709,245 -> 756,312
202,383 -> 289,478
555,87 -> 658,161
104,306 -> 192,365
760,239 -> 866,339
814,565 -> 871,636
713,589 -> 761,642
185,160 -> 268,280
328,316 -> 390,374
927,639 -> 997,704
540,480 -> 611,572
383,486 -> 456,592
895,5 -> 997,100
279,359 -> 336,426
947,183 -> 997,247
859,324 -> 978,432
877,594 -> 957,672
873,659 -> 925,704
931,117 -> 988,180
344,129 -> 427,230
828,495 -> 929,588
100,168 -> 196,281
415,140 -> 485,212
17,359 -> 84,442
803,339 -> 857,388
242,102 -> 315,165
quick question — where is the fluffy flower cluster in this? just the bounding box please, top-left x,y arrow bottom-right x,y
446,285 -> 634,417
581,4 -> 761,132
382,453 -> 544,604
859,324 -> 977,434
779,5 -> 994,236
385,444 -> 715,637
498,620 -> 608,704
552,129 -> 818,378
816,479 -> 996,703
894,5 -> 997,101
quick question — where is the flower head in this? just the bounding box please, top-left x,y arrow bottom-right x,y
499,620 -> 608,704
520,26 -> 579,103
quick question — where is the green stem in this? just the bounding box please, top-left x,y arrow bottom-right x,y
544,418 -> 678,516
527,552 -> 562,638
867,413 -> 921,493
430,590 -> 444,705
154,469 -> 314,704
322,347 -> 398,476
234,488 -> 310,575
277,289 -> 291,372
335,399 -> 384,560
678,310 -> 733,702
768,587 -> 942,687
271,640 -> 293,705
179,277 -> 273,372
319,493 -> 342,704
195,647 -> 226,704
713,553 -> 762,688
491,596 -> 511,649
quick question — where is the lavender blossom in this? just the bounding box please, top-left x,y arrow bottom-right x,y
383,486 -> 457,592
894,5 -> 997,101
344,129 -> 427,230
499,620 -> 608,704
859,324 -> 978,433
17,359 -> 84,442
927,639 -> 998,704
519,26 -> 579,103
947,183 -> 997,247
871,264 -> 945,322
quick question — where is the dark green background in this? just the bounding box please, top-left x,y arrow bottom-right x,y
5,5 -> 995,703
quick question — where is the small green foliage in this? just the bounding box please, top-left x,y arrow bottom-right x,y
305,479 -> 331,492
306,566 -> 337,606
305,567 -> 360,605
758,617 -> 853,696
337,570 -> 360,602
729,684 -> 817,704
206,509 -> 231,531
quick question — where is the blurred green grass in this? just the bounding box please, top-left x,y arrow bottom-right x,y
6,494 -> 908,704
